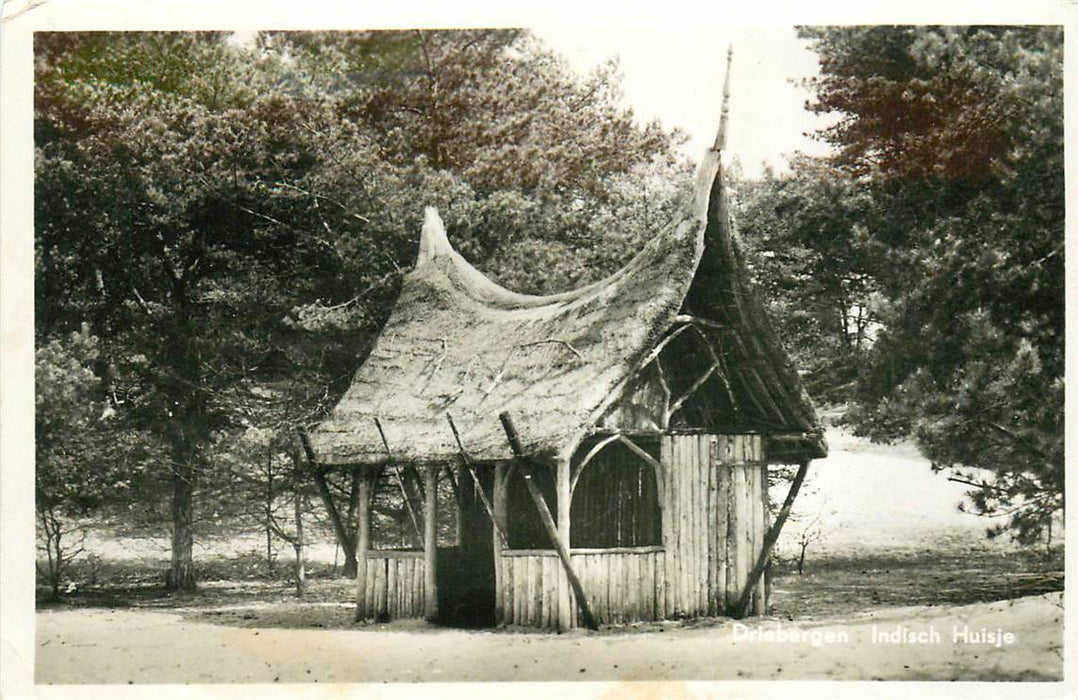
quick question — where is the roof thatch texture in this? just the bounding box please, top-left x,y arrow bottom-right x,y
308,150 -> 723,466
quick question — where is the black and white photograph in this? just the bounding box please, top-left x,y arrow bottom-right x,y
0,1 -> 1073,697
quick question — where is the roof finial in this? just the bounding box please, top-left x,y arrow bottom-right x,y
417,206 -> 451,266
712,44 -> 733,152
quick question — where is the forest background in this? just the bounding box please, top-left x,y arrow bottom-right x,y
32,27 -> 1063,595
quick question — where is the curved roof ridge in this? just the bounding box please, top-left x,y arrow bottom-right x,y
414,170 -> 714,313
308,148 -> 722,466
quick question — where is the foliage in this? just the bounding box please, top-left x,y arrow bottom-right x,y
735,159 -> 880,402
794,26 -> 1063,542
34,29 -> 688,588
35,325 -> 153,595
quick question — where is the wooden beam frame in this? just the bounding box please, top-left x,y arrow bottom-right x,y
665,363 -> 718,423
569,433 -> 621,496
571,433 -> 666,503
638,323 -> 692,372
687,324 -> 740,415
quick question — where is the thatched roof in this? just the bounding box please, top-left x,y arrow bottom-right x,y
307,128 -> 825,466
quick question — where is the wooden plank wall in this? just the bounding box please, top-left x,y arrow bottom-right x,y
493,433 -> 768,629
497,548 -> 665,629
661,434 -> 765,619
363,551 -> 427,620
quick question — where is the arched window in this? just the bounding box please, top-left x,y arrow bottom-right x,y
504,464 -> 558,549
570,438 -> 662,548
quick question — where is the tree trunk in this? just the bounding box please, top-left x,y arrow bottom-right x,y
312,468 -> 358,578
265,444 -> 275,577
294,492 -> 306,597
166,457 -> 198,592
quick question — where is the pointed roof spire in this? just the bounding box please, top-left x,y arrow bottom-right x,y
712,45 -> 733,152
416,206 -> 451,266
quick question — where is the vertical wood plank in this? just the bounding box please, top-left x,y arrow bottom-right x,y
743,465 -> 754,616
697,435 -> 708,615
535,555 -> 543,627
539,556 -> 548,630
700,435 -> 708,615
645,552 -> 654,620
660,435 -> 674,618
493,462 -> 506,626
631,552 -> 640,622
369,557 -> 378,618
504,556 -> 514,626
390,558 -> 399,618
605,555 -> 615,624
740,463 -> 753,607
715,453 -> 729,615
569,555 -> 576,630
423,465 -> 438,621
520,556 -> 530,627
514,557 -> 521,627
680,436 -> 691,615
725,460 -> 741,612
407,558 -> 415,617
355,469 -> 371,621
665,435 -> 676,616
761,461 -> 772,615
685,435 -> 696,617
380,558 -> 389,618
754,463 -> 767,615
707,437 -> 718,615
556,457 -> 572,631
547,555 -> 557,630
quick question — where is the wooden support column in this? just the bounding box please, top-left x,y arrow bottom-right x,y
493,462 -> 508,625
423,464 -> 439,621
354,466 -> 371,622
556,455 -> 572,631
454,465 -> 465,547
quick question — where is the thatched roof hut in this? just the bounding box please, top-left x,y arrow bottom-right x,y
304,55 -> 825,630
307,132 -> 824,470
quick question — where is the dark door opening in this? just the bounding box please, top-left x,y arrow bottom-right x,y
435,466 -> 496,628
436,546 -> 495,627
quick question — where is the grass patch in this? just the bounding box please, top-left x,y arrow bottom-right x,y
769,545 -> 1063,619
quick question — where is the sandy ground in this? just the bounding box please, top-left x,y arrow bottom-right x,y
31,426 -> 1066,687
35,592 -> 1062,683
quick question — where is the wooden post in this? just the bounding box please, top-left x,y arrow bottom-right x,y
423,464 -> 439,621
556,455 -> 572,631
498,412 -> 598,631
355,466 -> 371,622
493,462 -> 507,625
732,459 -> 810,619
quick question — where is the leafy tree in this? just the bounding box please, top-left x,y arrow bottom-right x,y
35,32 -> 356,589
796,26 -> 1063,542
735,158 -> 881,401
35,30 -> 689,589
35,325 -> 157,596
271,29 -> 689,299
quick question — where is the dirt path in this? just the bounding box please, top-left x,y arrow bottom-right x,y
35,592 -> 1062,684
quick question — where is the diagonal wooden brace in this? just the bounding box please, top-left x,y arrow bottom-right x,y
731,459 -> 811,619
498,412 -> 599,631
